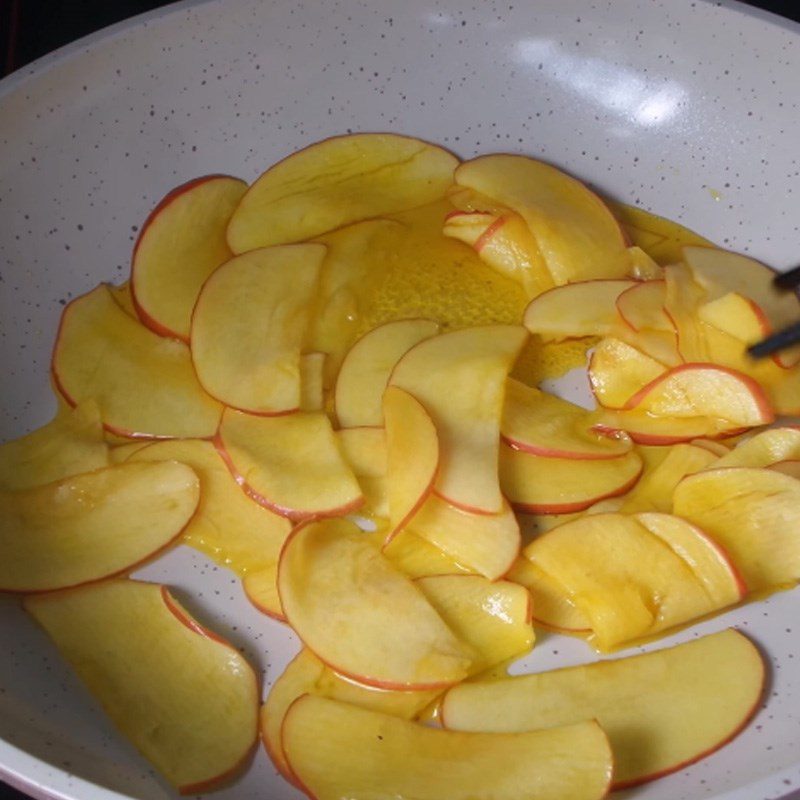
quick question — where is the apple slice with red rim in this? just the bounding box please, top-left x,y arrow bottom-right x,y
130,175 -> 248,341
710,426 -> 800,469
588,337 -> 666,409
591,408 -> 747,445
383,530 -> 475,579
336,426 -> 389,519
441,629 -> 764,790
277,517 -> 474,690
615,279 -> 671,332
25,579 -> 259,794
663,263 -> 709,362
389,325 -> 528,514
0,461 -> 198,592
52,285 -> 223,439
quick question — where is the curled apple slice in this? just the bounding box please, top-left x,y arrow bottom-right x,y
278,518 -> 474,690
25,579 -> 258,793
441,629 -> 764,789
710,426 -> 800,469
591,408 -> 745,445
227,133 -> 458,251
0,461 -> 198,592
383,530 -> 474,579
588,338 -> 666,409
615,280 -> 671,332
336,426 -> 389,518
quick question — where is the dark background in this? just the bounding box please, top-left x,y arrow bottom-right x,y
0,0 -> 798,799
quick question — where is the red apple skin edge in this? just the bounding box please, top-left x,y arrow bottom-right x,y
279,693 -> 325,800
129,174 -> 240,344
473,216 -> 508,253
615,280 -> 666,333
443,209 -> 494,222
500,432 -> 631,461
593,423 -> 750,447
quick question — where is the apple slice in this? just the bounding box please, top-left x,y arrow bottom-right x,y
591,408 -> 745,445
522,280 -> 637,341
108,281 -> 138,318
615,280 -> 671,332
335,318 -> 439,427
588,337 -> 666,409
673,467 -> 800,590
282,694 -> 612,800
771,460 -> 800,479
502,378 -> 632,459
405,494 -> 520,580
0,461 -> 198,592
691,438 -> 731,457
0,401 -> 108,490
217,409 -> 362,519
389,325 -> 528,513
227,133 -> 458,251
711,427 -> 800,469
277,517 -> 474,689
25,579 -> 258,793
416,575 -> 534,675
190,244 -> 324,414
299,352 -> 326,411
626,246 -> 663,280
454,154 -> 631,284
499,445 -> 642,514
663,263 -> 709,361
336,426 -> 389,518
383,530 -> 475,579
384,386 -> 439,535
130,175 -> 248,341
52,285 -> 223,438
441,628 -> 764,789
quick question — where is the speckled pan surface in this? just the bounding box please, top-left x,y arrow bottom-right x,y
0,0 -> 798,799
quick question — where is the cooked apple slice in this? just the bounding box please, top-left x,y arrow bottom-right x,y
218,409 -> 362,519
500,445 -> 642,514
299,352 -> 326,411
711,427 -> 800,469
615,280 -> 671,332
771,460 -> 800,478
336,426 -> 389,518
416,575 -> 534,674
335,318 -> 439,427
523,513 -> 735,649
0,461 -> 198,592
406,494 -> 520,580
626,246 -> 662,280
190,244 -> 324,414
663,263 -> 709,361
624,363 -> 774,427
591,408 -> 745,445
130,175 -> 248,341
0,402 -> 108,490
384,386 -> 439,536
441,629 -> 764,789
108,281 -> 138,318
691,438 -> 731,457
383,530 -> 474,579
523,280 -> 636,341
588,337 -> 666,409
454,154 -> 631,284
227,133 -> 458,251
283,694 -> 612,800
502,379 -> 632,459
277,518 -> 474,689
25,579 -> 258,793
673,467 -> 800,590
389,325 -> 528,513
52,285 -> 222,438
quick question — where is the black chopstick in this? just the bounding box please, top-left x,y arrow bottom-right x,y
773,264 -> 800,292
748,321 -> 800,359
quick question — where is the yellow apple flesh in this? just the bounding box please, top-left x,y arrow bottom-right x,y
589,337 -> 666,409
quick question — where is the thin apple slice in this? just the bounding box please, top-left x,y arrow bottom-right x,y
130,175 -> 248,341
691,438 -> 731,457
591,408 -> 745,445
299,352 -> 326,411
0,461 -> 198,592
190,244 -> 324,414
416,575 -> 534,674
441,629 -> 764,789
663,263 -> 709,361
405,494 -> 520,580
711,427 -> 800,469
283,694 -> 612,800
277,518 -> 474,689
52,285 -> 222,438
615,280 -> 671,332
0,402 -> 108,490
25,579 -> 258,793
502,378 -> 632,459
227,133 -> 458,251
335,318 -> 439,427
588,337 -> 666,409
499,445 -> 642,514
523,513 -> 735,649
217,409 -> 362,520
384,386 -> 439,535
626,246 -> 663,280
673,467 -> 800,590
336,426 -> 389,518
383,530 -> 474,578
454,154 -> 631,284
108,281 -> 138,318
523,280 -> 636,341
771,460 -> 800,478
389,325 -> 528,513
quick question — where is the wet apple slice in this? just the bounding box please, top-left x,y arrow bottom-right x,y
335,318 -> 439,427
282,695 -> 612,800
130,175 -> 248,341
664,263 -> 709,361
499,445 -> 642,514
591,408 -> 745,445
227,133 -> 458,251
217,409 -> 362,520
389,325 -> 528,514
25,579 -> 258,793
0,461 -> 198,592
191,244 -> 324,414
52,285 -> 222,439
336,426 -> 389,518
0,401 -> 108,490
383,530 -> 474,579
588,338 -> 666,409
615,279 -> 671,332
711,427 -> 800,469
454,154 -> 631,284
299,352 -> 326,411
277,517 -> 474,689
441,629 -> 764,789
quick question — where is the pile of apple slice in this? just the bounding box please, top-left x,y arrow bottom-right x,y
3,132 -> 798,798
